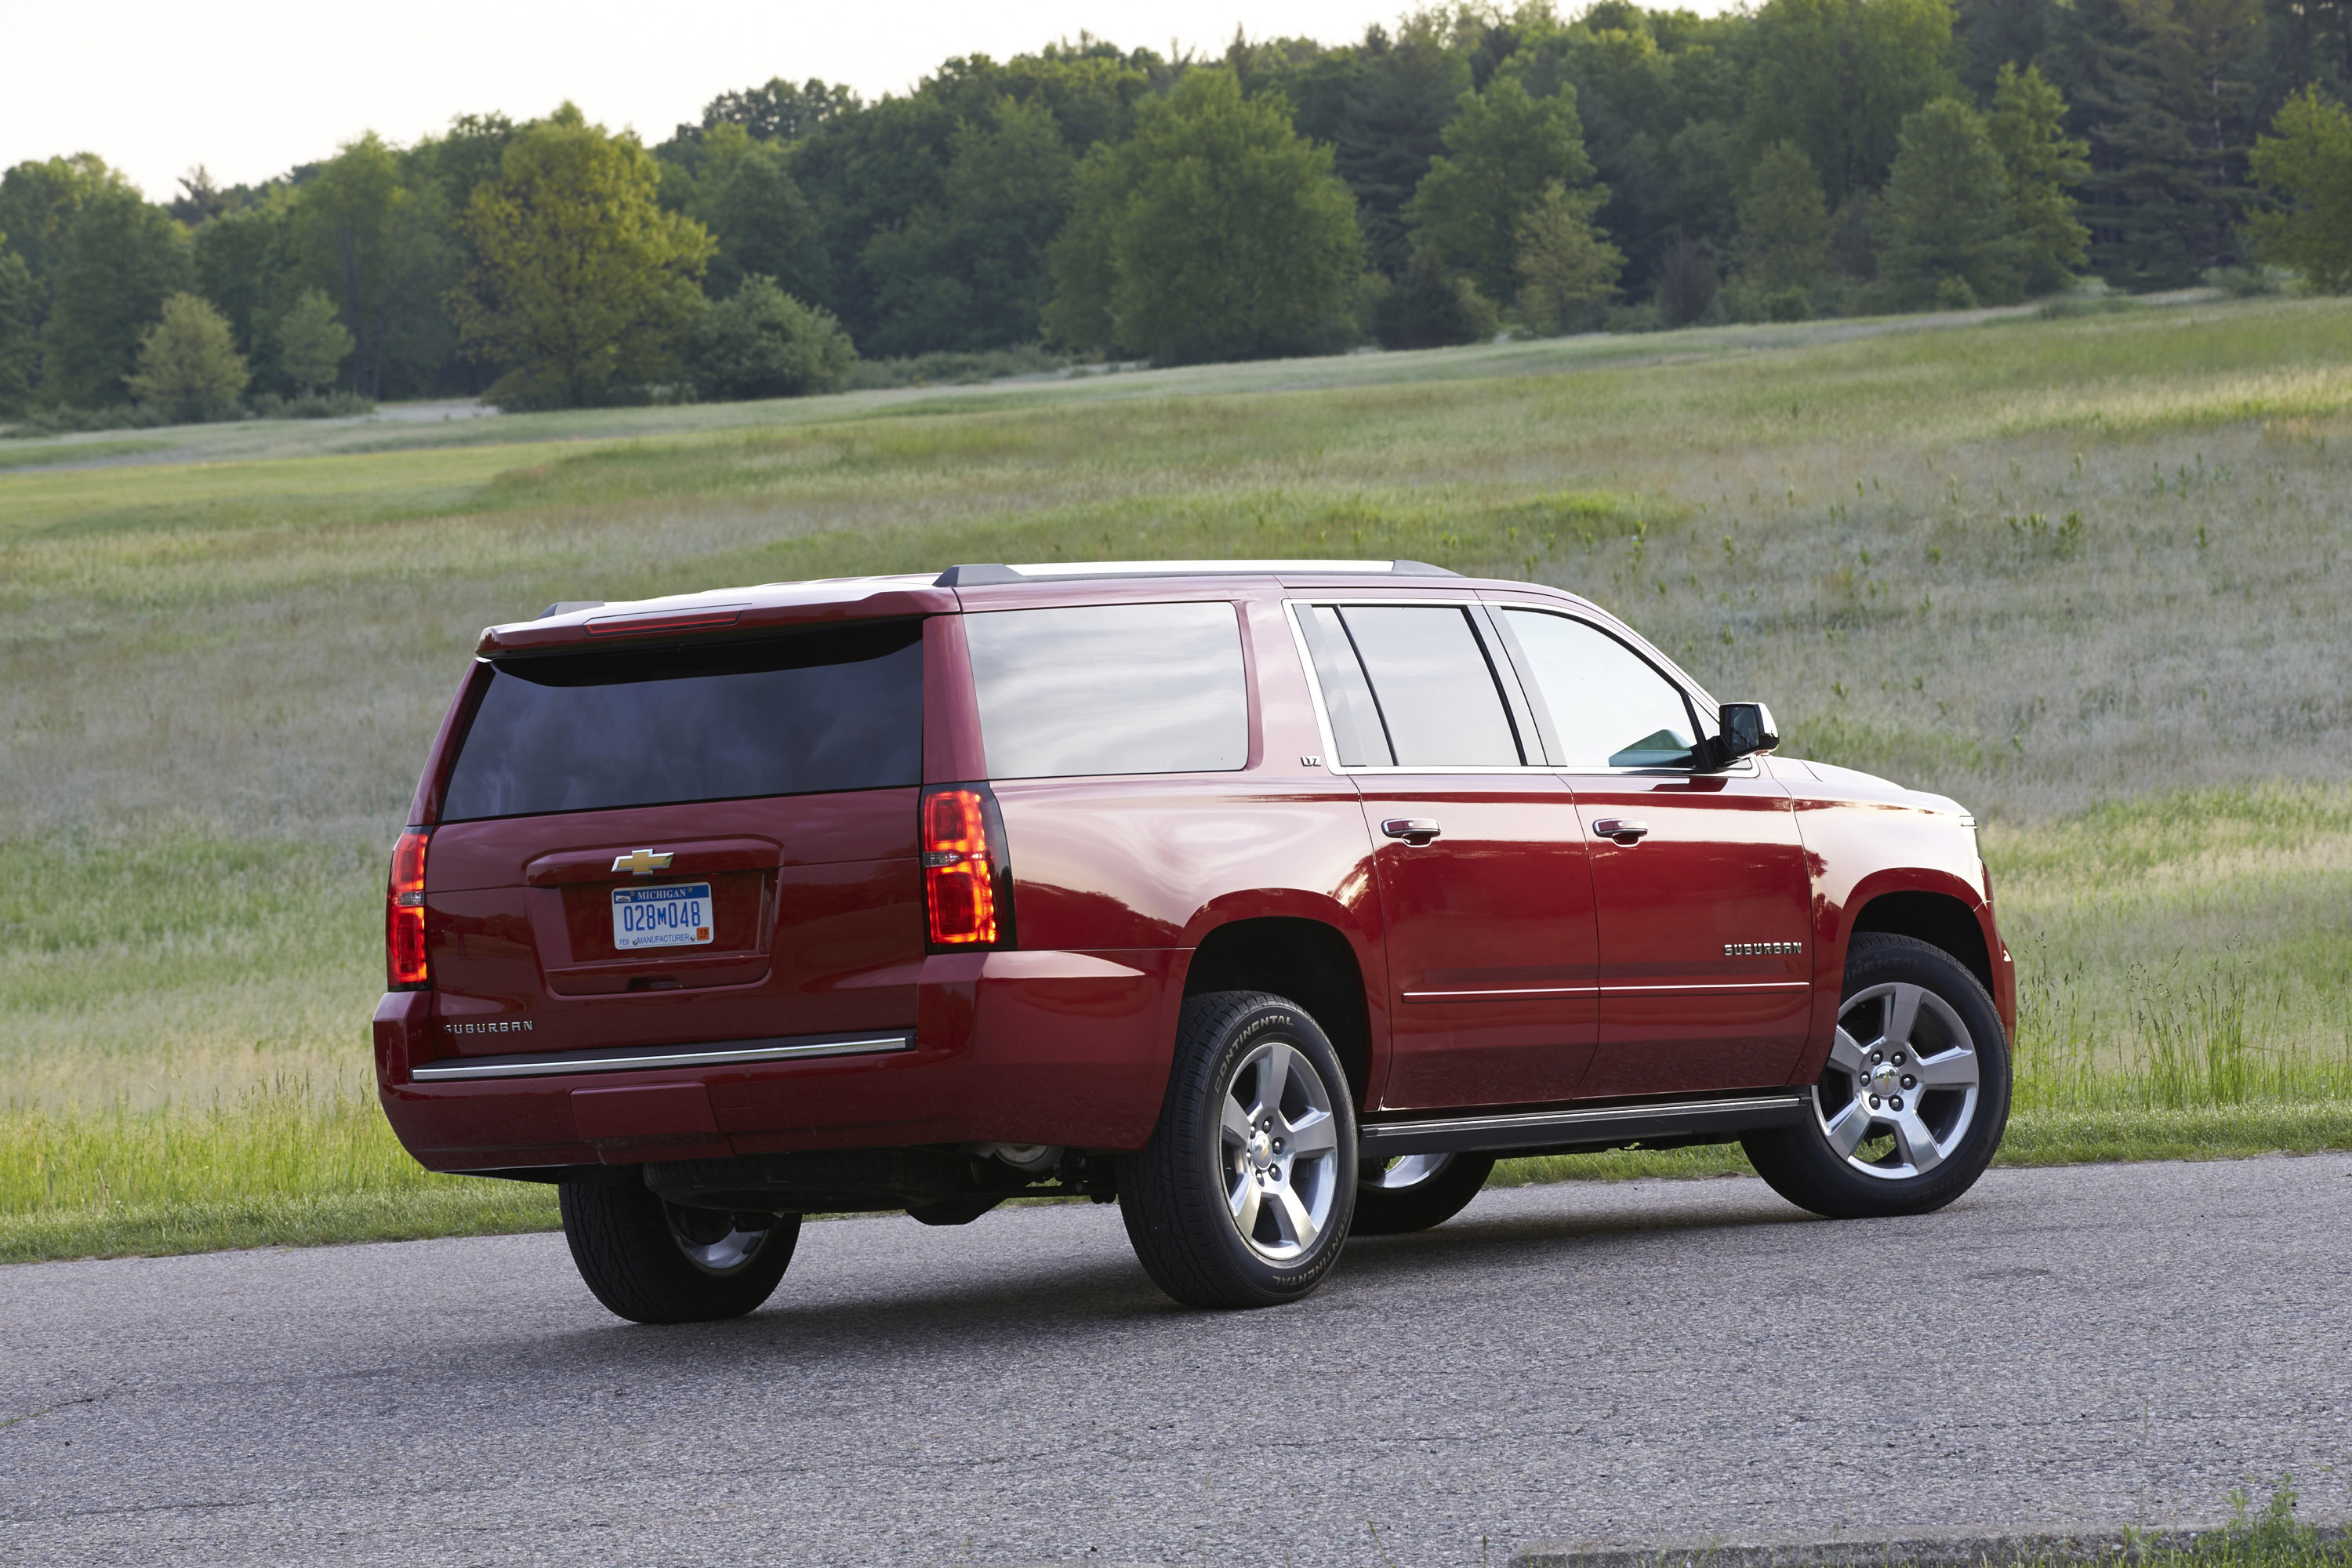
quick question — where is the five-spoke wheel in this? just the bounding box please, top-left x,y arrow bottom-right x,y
1743,932 -> 2010,1219
1120,990 -> 1359,1307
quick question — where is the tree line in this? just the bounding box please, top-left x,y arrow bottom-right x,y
2,0 -> 2349,419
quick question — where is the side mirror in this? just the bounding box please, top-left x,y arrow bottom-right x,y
1702,702 -> 1780,769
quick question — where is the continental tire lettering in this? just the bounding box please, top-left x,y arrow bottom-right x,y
1238,1012 -> 1295,1041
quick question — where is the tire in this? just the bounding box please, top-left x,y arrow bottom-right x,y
1352,1152 -> 1497,1236
1742,932 -> 2011,1219
557,1180 -> 800,1324
1119,991 -> 1359,1308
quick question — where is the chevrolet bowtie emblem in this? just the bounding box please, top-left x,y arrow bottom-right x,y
612,848 -> 675,875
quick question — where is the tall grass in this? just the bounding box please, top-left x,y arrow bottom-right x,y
4,297 -> 2349,1261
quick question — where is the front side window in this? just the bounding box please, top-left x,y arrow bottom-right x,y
1501,609 -> 1700,768
441,619 -> 925,821
1299,604 -> 1523,768
967,601 -> 1250,779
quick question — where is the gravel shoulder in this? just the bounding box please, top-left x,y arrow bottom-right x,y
2,1157 -> 2347,1567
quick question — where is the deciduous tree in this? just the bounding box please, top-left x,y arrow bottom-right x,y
276,288 -> 355,391
1514,179 -> 1625,331
1734,140 -> 1833,292
124,292 -> 249,420
688,274 -> 857,398
1406,69 -> 1601,303
449,105 -> 714,408
1881,96 -> 2020,303
2248,85 -> 2352,290
40,183 -> 192,406
1744,0 -> 1961,207
1044,70 -> 1364,363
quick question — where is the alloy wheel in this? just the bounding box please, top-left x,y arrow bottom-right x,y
1219,1037 -> 1343,1261
664,1203 -> 775,1276
1363,1153 -> 1454,1190
1814,981 -> 1982,1180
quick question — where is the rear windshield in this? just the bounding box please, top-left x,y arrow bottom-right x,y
439,620 -> 924,822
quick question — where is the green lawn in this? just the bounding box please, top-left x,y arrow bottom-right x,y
4,297 -> 2349,1261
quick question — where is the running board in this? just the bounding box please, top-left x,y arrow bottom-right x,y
1359,1091 -> 1809,1159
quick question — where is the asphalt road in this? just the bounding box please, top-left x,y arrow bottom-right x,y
5,1156 -> 2349,1567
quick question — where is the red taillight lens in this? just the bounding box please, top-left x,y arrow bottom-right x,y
387,827 -> 431,988
923,788 -> 999,946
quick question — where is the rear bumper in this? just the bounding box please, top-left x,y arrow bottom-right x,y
376,949 -> 1184,1172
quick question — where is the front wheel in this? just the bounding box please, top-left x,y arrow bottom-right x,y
1742,932 -> 2010,1219
558,1180 -> 799,1323
1119,991 -> 1358,1308
1352,1152 -> 1496,1235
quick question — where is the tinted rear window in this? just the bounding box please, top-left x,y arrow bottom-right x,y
440,621 -> 924,822
967,602 -> 1249,779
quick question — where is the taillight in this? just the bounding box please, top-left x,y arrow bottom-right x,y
387,827 -> 431,989
923,787 -> 1007,947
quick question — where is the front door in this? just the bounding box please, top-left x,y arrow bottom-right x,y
1296,601 -> 1600,1111
1491,606 -> 1815,1099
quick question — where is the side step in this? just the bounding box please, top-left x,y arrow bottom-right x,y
1359,1091 -> 1809,1160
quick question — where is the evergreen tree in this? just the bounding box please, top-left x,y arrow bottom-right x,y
124,292 -> 249,420
1734,140 -> 1834,292
1882,96 -> 2023,301
1987,63 -> 2092,291
1406,68 -> 1604,303
2248,84 -> 2352,289
1043,70 -> 1364,363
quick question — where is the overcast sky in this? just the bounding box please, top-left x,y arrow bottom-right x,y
0,0 -> 1578,201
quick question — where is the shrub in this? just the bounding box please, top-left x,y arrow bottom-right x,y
1374,253 -> 1500,349
688,275 -> 857,401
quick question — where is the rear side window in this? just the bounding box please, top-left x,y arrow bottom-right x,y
440,620 -> 924,822
1300,604 -> 1523,768
1500,609 -> 1699,768
967,602 -> 1249,779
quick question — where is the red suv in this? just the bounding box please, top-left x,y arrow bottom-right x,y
376,561 -> 2013,1319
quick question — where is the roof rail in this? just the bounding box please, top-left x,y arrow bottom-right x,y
933,560 -> 1458,587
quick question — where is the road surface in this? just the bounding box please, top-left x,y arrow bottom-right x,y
5,1156 -> 2348,1566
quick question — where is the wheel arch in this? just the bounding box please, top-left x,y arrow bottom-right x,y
1182,914 -> 1375,1110
1847,886 -> 1994,1000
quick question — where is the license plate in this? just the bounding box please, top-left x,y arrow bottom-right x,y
612,882 -> 713,951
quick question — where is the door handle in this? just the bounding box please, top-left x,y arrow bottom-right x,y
1381,818 -> 1442,846
1592,818 -> 1650,844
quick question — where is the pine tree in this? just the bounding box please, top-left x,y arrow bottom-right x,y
1514,180 -> 1626,331
1987,63 -> 2092,291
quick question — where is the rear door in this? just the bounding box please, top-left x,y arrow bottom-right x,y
1491,606 -> 1814,1098
421,620 -> 929,1060
1296,601 -> 1600,1111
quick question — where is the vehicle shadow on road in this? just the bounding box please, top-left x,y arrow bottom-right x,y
519,1184 -> 1821,1363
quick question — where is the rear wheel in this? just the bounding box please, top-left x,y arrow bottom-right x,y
558,1180 -> 799,1323
1119,991 -> 1358,1308
1742,932 -> 2010,1219
1352,1152 -> 1496,1235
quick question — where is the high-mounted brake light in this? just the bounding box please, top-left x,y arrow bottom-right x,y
387,827 -> 432,989
923,788 -> 1001,946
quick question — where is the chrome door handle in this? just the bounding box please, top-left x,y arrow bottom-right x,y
1592,818 -> 1650,844
1381,818 -> 1442,846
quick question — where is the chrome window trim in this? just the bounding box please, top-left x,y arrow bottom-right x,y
1279,597 -> 1755,779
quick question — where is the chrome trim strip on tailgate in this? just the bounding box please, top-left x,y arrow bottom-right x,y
1358,1091 -> 1809,1158
411,1033 -> 914,1081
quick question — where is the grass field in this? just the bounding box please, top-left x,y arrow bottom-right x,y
4,296 -> 2349,1262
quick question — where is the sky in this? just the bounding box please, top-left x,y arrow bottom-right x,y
0,0 -> 1554,201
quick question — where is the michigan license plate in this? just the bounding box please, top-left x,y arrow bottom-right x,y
612,882 -> 714,950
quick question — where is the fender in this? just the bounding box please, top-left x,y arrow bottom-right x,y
1795,863 -> 2006,1083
